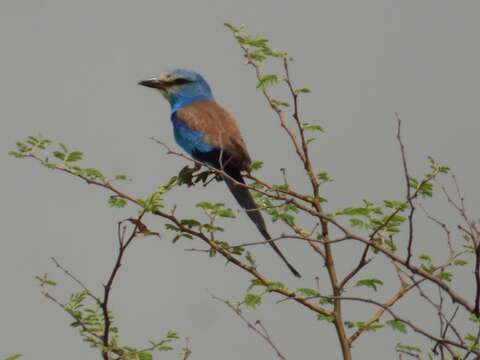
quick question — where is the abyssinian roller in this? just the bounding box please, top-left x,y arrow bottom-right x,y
139,69 -> 300,277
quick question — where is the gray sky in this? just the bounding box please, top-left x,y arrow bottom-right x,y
1,1 -> 479,359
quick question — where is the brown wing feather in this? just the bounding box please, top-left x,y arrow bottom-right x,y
177,100 -> 251,170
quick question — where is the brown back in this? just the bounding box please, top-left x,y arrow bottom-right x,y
176,100 -> 252,170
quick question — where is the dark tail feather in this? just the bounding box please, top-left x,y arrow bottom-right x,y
223,168 -> 301,278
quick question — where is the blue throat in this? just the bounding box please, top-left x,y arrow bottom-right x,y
167,80 -> 214,113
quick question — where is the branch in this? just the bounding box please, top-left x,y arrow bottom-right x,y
349,263 -> 417,344
101,213 -> 147,359
339,296 -> 476,354
395,113 -> 416,267
212,293 -> 287,360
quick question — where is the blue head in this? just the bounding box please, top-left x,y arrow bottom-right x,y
139,69 -> 214,112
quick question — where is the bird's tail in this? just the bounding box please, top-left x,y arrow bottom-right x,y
223,168 -> 301,278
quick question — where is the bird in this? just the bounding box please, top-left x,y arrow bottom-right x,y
139,69 -> 300,277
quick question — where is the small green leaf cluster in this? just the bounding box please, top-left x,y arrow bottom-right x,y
256,74 -> 278,90
120,331 -> 179,359
355,278 -> 384,292
302,122 -> 325,144
197,201 -> 236,219
253,186 -> 300,227
409,178 -> 433,198
243,293 -> 263,309
418,254 -> 454,282
108,196 -> 127,208
249,160 -> 264,172
386,319 -> 407,334
4,354 -> 22,360
9,136 -> 132,209
241,279 -> 287,310
465,333 -> 480,351
428,156 -> 450,175
35,272 -> 57,286
165,202 -> 244,256
335,200 -> 409,251
296,287 -> 320,298
224,22 -> 287,63
345,321 -> 384,332
35,274 -> 179,359
395,343 -> 422,356
317,171 -> 334,185
8,135 -> 52,158
138,176 -> 177,213
317,313 -> 335,322
409,156 -> 450,199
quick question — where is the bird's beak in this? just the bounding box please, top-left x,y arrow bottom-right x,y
138,77 -> 169,90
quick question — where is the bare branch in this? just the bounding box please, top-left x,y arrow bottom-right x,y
211,293 -> 287,360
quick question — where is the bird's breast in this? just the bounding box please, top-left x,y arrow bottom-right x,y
171,115 -> 214,155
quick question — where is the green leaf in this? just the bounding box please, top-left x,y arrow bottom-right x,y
137,352 -> 152,360
158,345 -> 174,351
59,143 -> 68,153
180,219 -> 202,228
5,354 -> 22,360
224,22 -> 241,33
317,172 -> 334,184
297,288 -> 319,297
243,293 -> 262,309
302,123 -> 324,133
248,278 -> 264,291
197,202 -> 236,218
271,99 -> 290,107
209,247 -> 217,257
65,151 -> 83,162
454,259 -> 468,266
172,233 -> 193,243
217,208 -> 236,218
256,74 -> 278,90
35,273 -> 57,286
383,200 -> 408,211
53,151 -> 66,161
83,168 -> 105,180
245,250 -> 256,266
438,271 -> 453,282
166,330 -> 179,339
8,150 -> 25,158
295,87 -> 311,94
108,197 -> 127,208
317,314 -> 334,322
356,278 -> 384,292
419,253 -> 432,262
386,319 -> 407,334
203,224 -> 224,232
396,343 -> 422,354
266,281 -> 285,291
114,174 -> 128,181
249,160 -> 264,171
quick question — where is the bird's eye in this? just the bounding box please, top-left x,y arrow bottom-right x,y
171,78 -> 193,85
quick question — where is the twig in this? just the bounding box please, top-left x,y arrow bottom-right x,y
349,263 -> 418,344
338,296 -> 475,354
182,338 -> 192,360
101,212 -> 146,359
395,113 -> 416,267
51,257 -> 101,304
211,293 -> 287,360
